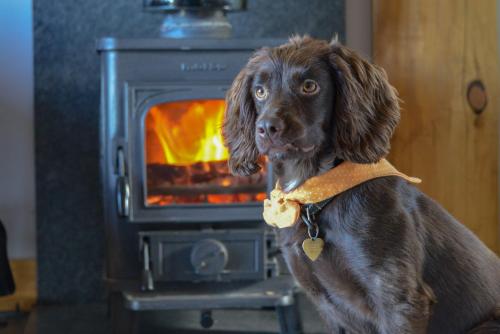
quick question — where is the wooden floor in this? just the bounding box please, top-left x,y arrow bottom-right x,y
0,260 -> 36,312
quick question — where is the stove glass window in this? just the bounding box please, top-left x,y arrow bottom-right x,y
144,99 -> 267,206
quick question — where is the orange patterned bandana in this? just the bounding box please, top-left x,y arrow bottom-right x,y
263,159 -> 421,228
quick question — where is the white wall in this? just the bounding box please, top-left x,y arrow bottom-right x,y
0,0 -> 36,259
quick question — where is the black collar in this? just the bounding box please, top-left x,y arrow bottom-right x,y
299,157 -> 343,238
300,196 -> 335,239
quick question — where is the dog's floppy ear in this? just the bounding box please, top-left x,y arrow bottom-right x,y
328,41 -> 400,163
223,62 -> 261,176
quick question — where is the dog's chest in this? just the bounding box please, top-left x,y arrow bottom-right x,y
276,223 -> 375,325
278,225 -> 358,285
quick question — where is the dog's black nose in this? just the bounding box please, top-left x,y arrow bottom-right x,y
256,117 -> 283,139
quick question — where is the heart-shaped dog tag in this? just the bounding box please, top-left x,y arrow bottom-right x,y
302,237 -> 324,261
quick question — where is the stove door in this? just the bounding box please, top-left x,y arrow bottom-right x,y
126,83 -> 270,223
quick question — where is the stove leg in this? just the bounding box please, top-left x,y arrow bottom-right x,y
276,302 -> 303,334
110,292 -> 137,334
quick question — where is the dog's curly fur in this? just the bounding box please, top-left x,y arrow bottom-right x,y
223,36 -> 500,333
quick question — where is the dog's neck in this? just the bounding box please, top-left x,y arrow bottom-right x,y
272,153 -> 338,192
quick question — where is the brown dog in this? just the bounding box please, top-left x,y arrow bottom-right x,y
223,36 -> 500,334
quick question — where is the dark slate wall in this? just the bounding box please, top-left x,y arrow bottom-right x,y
34,0 -> 345,303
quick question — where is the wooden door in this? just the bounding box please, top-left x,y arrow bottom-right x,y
373,0 -> 500,253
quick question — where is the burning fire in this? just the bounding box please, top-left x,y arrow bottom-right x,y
144,99 -> 266,205
146,100 -> 228,165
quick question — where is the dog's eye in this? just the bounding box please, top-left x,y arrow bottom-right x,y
301,79 -> 320,95
254,86 -> 268,101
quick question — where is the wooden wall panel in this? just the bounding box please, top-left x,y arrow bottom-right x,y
373,0 -> 499,252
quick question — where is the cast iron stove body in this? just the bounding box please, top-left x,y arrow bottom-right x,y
98,35 -> 305,334
98,3 -> 303,333
98,37 -> 288,290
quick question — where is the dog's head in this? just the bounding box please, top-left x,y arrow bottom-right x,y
223,36 -> 399,176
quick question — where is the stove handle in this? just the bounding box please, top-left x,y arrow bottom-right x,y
116,176 -> 130,217
115,147 -> 130,217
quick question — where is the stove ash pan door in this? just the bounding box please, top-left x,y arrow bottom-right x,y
141,230 -> 266,282
125,84 -> 270,223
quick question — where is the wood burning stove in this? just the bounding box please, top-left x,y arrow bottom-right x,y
97,2 -> 303,333
98,37 -> 303,333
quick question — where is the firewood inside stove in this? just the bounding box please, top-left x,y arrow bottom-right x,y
146,161 -> 267,203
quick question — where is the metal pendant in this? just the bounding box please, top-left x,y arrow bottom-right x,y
302,237 -> 324,261
301,206 -> 324,261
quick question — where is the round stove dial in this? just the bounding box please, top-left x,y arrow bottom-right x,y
190,239 -> 228,276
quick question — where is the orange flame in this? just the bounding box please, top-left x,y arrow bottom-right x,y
146,100 -> 228,165
144,99 -> 267,206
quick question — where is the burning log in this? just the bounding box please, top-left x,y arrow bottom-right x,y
146,162 -> 267,205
